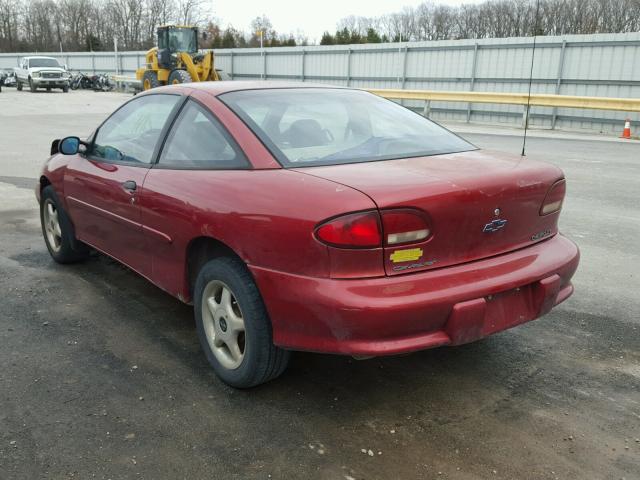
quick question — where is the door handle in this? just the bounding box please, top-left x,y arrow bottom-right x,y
122,180 -> 137,192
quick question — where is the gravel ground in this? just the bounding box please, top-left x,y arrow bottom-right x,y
0,89 -> 638,480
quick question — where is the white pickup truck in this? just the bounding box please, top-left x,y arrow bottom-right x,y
15,56 -> 71,93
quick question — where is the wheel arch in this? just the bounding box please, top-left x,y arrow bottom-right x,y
39,175 -> 51,193
185,236 -> 247,301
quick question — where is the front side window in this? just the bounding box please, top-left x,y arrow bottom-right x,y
220,88 -> 475,167
159,100 -> 248,169
92,94 -> 180,164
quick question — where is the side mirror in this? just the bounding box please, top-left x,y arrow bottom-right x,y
59,136 -> 80,155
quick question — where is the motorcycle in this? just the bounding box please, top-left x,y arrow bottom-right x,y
0,70 -> 16,91
91,73 -> 114,92
70,71 -> 92,90
4,73 -> 17,87
69,72 -> 113,91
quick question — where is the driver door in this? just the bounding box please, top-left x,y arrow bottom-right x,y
64,94 -> 182,277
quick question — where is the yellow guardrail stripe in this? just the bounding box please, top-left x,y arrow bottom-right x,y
97,80 -> 640,112
365,88 -> 640,112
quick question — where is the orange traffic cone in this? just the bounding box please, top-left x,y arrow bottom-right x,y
620,118 -> 632,139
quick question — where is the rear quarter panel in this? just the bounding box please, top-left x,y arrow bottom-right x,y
138,168 -> 376,301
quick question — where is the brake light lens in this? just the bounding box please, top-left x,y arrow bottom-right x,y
315,211 -> 382,248
540,179 -> 566,215
382,209 -> 431,246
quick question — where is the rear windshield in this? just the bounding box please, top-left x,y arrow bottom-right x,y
219,88 -> 475,167
28,58 -> 61,68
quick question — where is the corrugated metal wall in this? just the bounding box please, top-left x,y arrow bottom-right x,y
2,32 -> 639,132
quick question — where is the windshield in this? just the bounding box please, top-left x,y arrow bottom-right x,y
28,58 -> 61,68
220,88 -> 475,167
167,29 -> 197,53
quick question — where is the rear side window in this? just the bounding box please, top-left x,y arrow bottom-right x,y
158,100 -> 248,169
92,94 -> 180,164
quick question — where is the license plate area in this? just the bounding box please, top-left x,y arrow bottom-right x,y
482,284 -> 537,336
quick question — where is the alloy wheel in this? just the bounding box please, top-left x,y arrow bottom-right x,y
43,199 -> 62,252
201,280 -> 246,370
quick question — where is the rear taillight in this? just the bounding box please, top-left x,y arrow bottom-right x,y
315,211 -> 382,248
382,209 -> 431,246
540,179 -> 566,215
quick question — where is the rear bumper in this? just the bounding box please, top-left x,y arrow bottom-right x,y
251,234 -> 579,356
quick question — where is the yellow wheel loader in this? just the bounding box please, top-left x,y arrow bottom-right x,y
136,25 -> 226,90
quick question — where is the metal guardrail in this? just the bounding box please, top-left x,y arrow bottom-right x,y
102,79 -> 640,129
366,88 -> 640,127
111,74 -> 141,92
366,89 -> 640,112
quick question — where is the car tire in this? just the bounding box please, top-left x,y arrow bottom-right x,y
168,69 -> 193,85
17,80 -> 22,91
142,71 -> 160,91
62,85 -> 69,93
29,78 -> 36,92
194,256 -> 290,388
40,186 -> 89,264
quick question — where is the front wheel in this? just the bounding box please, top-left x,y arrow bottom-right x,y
194,257 -> 290,388
29,78 -> 36,92
40,186 -> 89,263
142,71 -> 160,91
168,69 -> 193,85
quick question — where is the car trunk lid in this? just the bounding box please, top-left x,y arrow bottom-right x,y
294,149 -> 564,276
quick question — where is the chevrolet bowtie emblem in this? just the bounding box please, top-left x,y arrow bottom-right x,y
483,218 -> 508,233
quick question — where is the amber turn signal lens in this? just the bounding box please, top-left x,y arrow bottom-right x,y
540,179 -> 566,215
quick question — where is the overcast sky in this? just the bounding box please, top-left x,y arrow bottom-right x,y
212,0 -> 485,43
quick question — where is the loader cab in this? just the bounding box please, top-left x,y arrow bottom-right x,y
157,26 -> 198,68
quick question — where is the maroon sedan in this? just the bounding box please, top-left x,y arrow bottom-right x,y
37,82 -> 579,387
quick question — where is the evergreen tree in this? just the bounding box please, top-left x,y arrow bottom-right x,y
320,31 -> 335,45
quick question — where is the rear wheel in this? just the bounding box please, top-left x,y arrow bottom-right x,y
17,80 -> 22,91
142,71 -> 160,91
40,186 -> 89,264
168,69 -> 193,85
194,257 -> 290,388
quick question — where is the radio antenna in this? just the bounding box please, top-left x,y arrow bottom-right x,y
522,0 -> 542,156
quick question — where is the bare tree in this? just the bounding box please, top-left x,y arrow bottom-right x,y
334,0 -> 640,43
1,0 -> 639,53
177,0 -> 205,26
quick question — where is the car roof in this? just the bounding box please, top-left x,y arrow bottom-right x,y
150,80 -> 350,97
23,56 -> 59,60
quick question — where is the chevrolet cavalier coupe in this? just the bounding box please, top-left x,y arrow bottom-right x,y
37,82 -> 579,387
